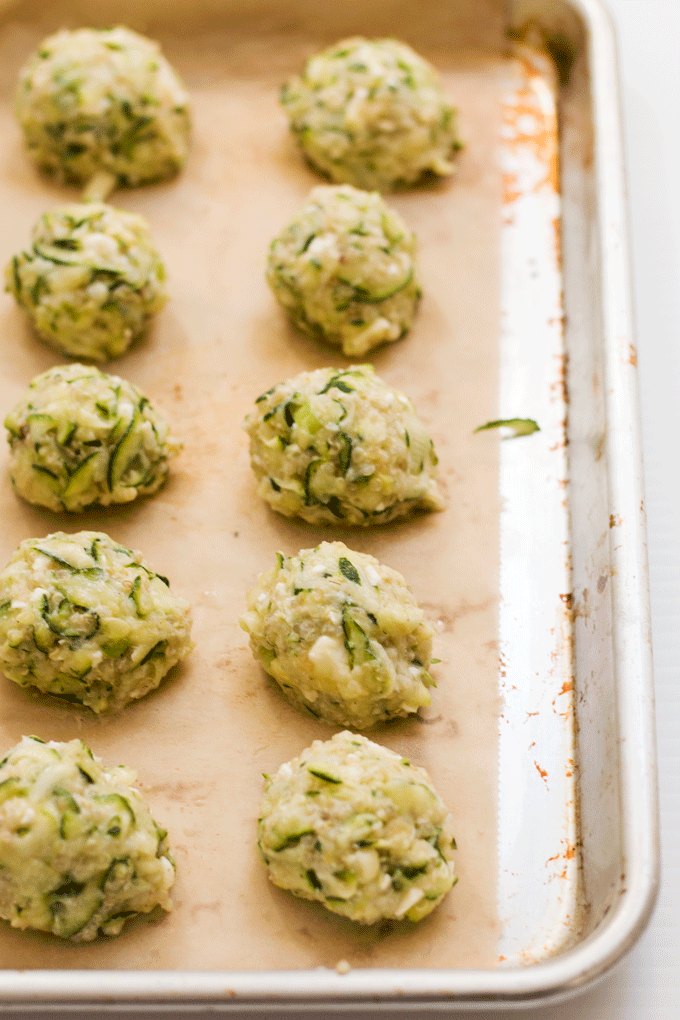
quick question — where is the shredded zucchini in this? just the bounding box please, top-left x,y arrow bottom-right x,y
0,531 -> 193,713
281,37 -> 461,191
0,736 -> 174,941
240,540 -> 435,729
474,418 -> 540,438
258,731 -> 457,923
267,185 -> 421,357
6,202 -> 167,361
4,364 -> 180,512
15,26 -> 190,189
244,365 -> 443,527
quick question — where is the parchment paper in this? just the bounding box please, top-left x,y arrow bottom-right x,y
0,0 -> 504,972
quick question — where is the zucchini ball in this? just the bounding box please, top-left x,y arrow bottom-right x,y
244,365 -> 443,526
240,541 -> 435,729
280,37 -> 461,191
258,730 -> 457,924
0,531 -> 193,714
5,363 -> 181,513
267,185 -> 421,358
15,26 -> 190,189
6,202 -> 167,361
0,735 -> 174,941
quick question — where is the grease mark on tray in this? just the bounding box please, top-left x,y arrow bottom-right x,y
534,761 -> 548,787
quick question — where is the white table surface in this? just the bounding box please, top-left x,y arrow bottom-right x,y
2,0 -> 678,1016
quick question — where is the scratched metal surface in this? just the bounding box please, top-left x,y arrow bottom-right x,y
496,46 -> 579,967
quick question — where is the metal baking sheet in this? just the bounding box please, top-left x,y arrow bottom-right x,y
0,0 -> 658,1009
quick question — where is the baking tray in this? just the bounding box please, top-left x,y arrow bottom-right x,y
0,0 -> 658,1009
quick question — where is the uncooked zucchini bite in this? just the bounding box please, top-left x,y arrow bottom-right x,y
244,364 -> 443,526
241,541 -> 435,729
267,185 -> 421,357
0,735 -> 174,940
6,203 -> 167,361
15,26 -> 190,190
0,531 -> 193,714
5,364 -> 180,513
258,731 -> 457,924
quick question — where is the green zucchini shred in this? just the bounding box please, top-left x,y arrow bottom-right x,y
138,639 -> 168,666
474,418 -> 540,438
273,829 -> 315,852
306,868 -> 323,890
342,609 -> 375,669
338,557 -> 361,584
307,766 -> 342,784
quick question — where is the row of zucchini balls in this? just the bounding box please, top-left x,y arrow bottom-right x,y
0,27 -> 460,942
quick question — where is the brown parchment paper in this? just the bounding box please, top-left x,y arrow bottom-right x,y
0,0 -> 504,973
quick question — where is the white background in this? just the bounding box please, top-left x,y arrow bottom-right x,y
2,0 -> 679,1016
